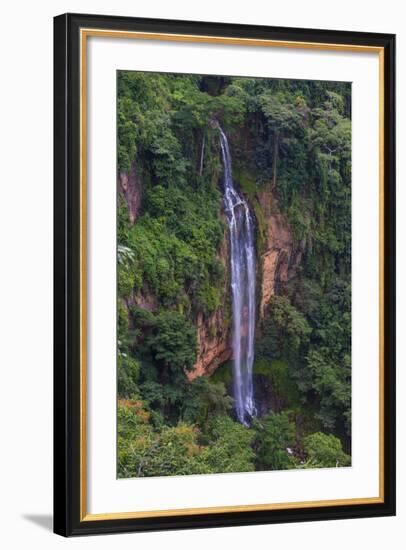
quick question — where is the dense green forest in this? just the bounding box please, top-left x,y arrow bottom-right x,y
117,71 -> 352,477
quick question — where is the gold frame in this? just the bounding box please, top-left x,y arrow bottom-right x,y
79,28 -> 385,522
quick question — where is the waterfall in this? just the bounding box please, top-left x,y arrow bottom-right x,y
199,134 -> 205,176
219,127 -> 256,425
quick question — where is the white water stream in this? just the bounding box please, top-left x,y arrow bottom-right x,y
219,128 -> 256,425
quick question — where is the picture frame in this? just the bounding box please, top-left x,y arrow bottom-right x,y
54,12 -> 396,536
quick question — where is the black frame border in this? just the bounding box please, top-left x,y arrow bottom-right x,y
54,12 -> 396,537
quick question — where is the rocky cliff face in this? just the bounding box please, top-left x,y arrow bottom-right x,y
188,230 -> 232,380
188,308 -> 232,380
119,161 -> 142,224
257,190 -> 302,318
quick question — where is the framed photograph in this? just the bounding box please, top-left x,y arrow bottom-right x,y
54,13 -> 395,536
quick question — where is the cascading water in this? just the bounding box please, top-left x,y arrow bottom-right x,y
199,134 -> 205,176
219,127 -> 256,425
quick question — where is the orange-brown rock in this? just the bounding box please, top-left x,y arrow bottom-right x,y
119,161 -> 142,225
133,291 -> 158,311
189,228 -> 232,380
187,310 -> 232,380
258,190 -> 302,317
